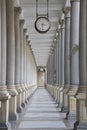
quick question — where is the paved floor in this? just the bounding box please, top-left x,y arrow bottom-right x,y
11,88 -> 72,130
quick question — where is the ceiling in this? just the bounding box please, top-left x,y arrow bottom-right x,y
17,0 -> 68,67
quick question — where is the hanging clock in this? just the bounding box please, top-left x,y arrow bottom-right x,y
35,17 -> 51,33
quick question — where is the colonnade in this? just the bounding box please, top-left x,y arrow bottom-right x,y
0,0 -> 37,129
46,0 -> 87,129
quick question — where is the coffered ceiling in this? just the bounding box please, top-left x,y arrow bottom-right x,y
16,0 -> 69,67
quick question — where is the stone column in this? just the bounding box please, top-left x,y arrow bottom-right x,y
56,40 -> 59,85
67,0 -> 80,128
57,30 -> 61,105
0,0 -> 1,80
58,19 -> 65,109
6,0 -> 18,120
59,19 -> 65,88
58,30 -> 62,88
62,7 -> 70,114
25,35 -> 29,102
53,48 -> 56,85
14,7 -> 23,113
20,19 -> 26,108
74,0 -> 87,129
56,36 -> 59,104
58,26 -> 62,108
0,0 -> 10,129
26,39 -> 30,101
23,28 -> 27,104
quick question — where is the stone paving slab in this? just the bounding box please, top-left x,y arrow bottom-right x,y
19,121 -> 66,129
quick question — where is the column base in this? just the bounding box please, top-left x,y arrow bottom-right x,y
25,100 -> 28,104
27,97 -> 30,101
74,122 -> 87,130
9,112 -> 18,121
68,113 -> 76,128
17,106 -> 23,113
21,102 -> 26,108
0,123 -> 11,130
61,106 -> 68,113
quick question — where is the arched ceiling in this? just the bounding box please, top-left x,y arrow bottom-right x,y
17,0 -> 68,67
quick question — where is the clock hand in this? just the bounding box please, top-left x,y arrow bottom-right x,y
41,23 -> 46,30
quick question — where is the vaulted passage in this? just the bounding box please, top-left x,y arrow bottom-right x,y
11,88 -> 72,130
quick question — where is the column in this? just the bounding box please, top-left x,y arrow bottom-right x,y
26,41 -> 30,100
60,19 -> 65,88
57,30 -> 61,105
14,7 -> 23,113
23,28 -> 27,104
58,29 -> 62,88
67,0 -> 80,128
52,47 -> 56,99
0,0 -> 1,80
56,35 -> 59,104
62,7 -> 70,114
58,20 -> 65,109
0,0 -> 10,129
6,0 -> 18,120
56,40 -> 59,85
74,0 -> 87,129
20,19 -> 26,108
25,35 -> 29,102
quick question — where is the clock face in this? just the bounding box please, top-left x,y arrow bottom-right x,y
35,17 -> 51,33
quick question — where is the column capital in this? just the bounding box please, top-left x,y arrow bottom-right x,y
56,28 -> 61,33
20,19 -> 25,25
59,19 -> 65,26
23,28 -> 27,34
26,35 -> 29,40
70,0 -> 80,2
62,7 -> 71,14
28,40 -> 30,44
14,7 -> 22,15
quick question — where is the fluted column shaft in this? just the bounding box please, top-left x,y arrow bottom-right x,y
20,20 -> 25,88
62,7 -> 70,113
14,7 -> 23,113
70,0 -> 80,87
6,0 -> 18,120
79,0 -> 86,88
0,0 -> 1,80
67,0 -> 80,128
59,20 -> 65,87
63,7 -> 70,86
58,31 -> 62,86
74,1 -> 87,129
53,48 -> 56,85
14,7 -> 22,92
20,20 -> 26,108
25,35 -> 29,102
23,29 -> 27,86
56,40 -> 59,85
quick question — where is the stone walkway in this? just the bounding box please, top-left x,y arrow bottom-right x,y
11,88 -> 72,130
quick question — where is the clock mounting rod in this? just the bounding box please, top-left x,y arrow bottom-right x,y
36,0 -> 49,19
